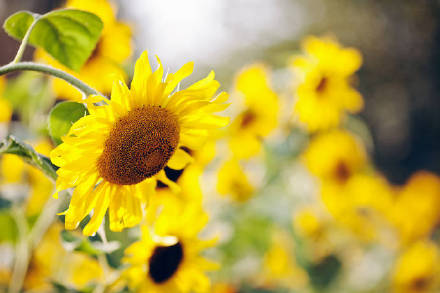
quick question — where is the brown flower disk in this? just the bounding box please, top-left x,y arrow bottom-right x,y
97,106 -> 180,185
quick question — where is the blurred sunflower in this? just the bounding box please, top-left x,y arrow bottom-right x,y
22,223 -> 104,291
217,158 -> 254,202
388,171 -> 440,245
303,130 -> 393,241
228,64 -> 279,159
392,241 -> 440,293
291,36 -> 363,132
35,0 -> 132,101
123,204 -> 217,293
261,230 -> 308,290
303,129 -> 367,184
50,51 -> 229,235
25,140 -> 54,216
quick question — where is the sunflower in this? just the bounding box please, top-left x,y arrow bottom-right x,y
50,51 -> 229,236
392,241 -> 440,293
35,0 -> 132,101
261,230 -> 309,290
22,223 -> 104,291
387,171 -> 440,245
291,36 -> 363,132
228,64 -> 279,159
123,203 -> 217,293
217,158 -> 254,202
302,129 -> 367,184
303,130 -> 392,241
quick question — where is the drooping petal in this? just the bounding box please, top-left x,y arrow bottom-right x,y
167,148 -> 194,170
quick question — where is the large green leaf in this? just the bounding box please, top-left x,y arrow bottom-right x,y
48,101 -> 88,145
4,9 -> 103,71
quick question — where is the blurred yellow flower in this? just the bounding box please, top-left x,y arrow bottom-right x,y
321,173 -> 393,242
261,230 -> 308,290
35,0 -> 132,101
303,129 -> 367,184
50,51 -> 228,235
392,241 -> 440,293
123,204 -> 217,293
388,171 -> 440,245
291,36 -> 363,132
0,77 -> 12,123
23,223 -> 104,291
68,253 -> 104,288
294,207 -> 327,242
0,154 -> 25,184
212,283 -> 238,293
25,140 -> 54,216
217,158 -> 254,202
228,64 -> 279,159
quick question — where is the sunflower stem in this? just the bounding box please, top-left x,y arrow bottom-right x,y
11,15 -> 40,64
0,135 -> 58,181
0,62 -> 105,98
8,207 -> 30,293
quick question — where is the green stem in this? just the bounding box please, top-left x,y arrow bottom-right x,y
0,135 -> 58,181
11,15 -> 40,64
0,62 -> 104,98
9,208 -> 30,293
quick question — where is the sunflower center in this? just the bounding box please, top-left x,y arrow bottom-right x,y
335,160 -> 351,183
148,242 -> 184,284
97,106 -> 180,185
316,76 -> 328,93
240,110 -> 257,129
411,277 -> 431,291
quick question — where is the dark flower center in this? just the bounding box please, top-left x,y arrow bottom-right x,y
148,242 -> 184,284
335,160 -> 351,183
240,110 -> 257,129
97,106 -> 180,185
411,276 -> 431,291
316,76 -> 328,93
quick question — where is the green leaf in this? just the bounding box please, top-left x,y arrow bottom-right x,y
0,135 -> 58,180
48,101 -> 88,145
4,9 -> 103,71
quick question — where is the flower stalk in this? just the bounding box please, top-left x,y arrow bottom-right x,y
0,62 -> 104,98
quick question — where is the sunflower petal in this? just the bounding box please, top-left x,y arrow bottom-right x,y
167,148 -> 194,170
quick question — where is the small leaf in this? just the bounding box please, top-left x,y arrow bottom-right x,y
2,10 -> 34,40
48,101 -> 88,145
4,9 -> 103,71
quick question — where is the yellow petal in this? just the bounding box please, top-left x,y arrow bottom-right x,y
83,182 -> 112,236
167,148 -> 194,170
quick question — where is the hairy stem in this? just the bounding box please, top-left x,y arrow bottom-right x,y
0,62 -> 104,98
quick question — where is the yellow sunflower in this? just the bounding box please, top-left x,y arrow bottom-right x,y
303,130 -> 393,241
216,158 -> 254,202
35,0 -> 132,101
387,171 -> 440,245
291,36 -> 363,132
392,241 -> 440,293
50,51 -> 229,236
123,203 -> 217,293
261,230 -> 308,290
303,129 -> 367,184
228,64 -> 279,159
